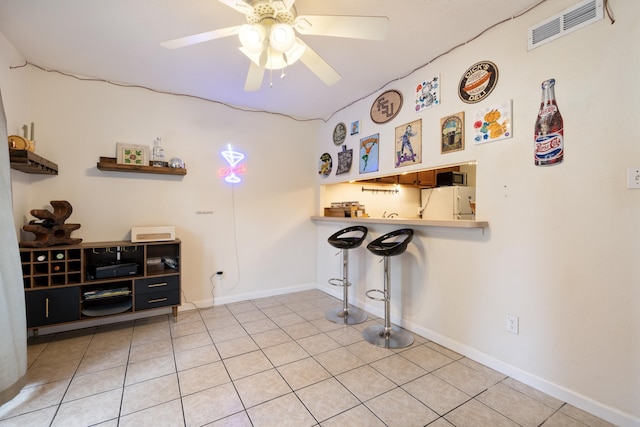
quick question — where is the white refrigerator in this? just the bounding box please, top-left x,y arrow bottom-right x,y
420,186 -> 475,220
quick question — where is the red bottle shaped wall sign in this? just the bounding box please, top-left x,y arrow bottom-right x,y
534,78 -> 564,166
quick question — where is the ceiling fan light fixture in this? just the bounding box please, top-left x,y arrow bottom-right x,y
239,24 -> 265,53
269,23 -> 295,52
265,48 -> 287,70
283,39 -> 306,65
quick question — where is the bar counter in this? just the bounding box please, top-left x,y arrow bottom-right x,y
311,216 -> 488,229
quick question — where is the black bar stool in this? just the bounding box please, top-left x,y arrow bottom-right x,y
326,226 -> 368,324
363,228 -> 414,348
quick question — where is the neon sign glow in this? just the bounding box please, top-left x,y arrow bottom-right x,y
218,144 -> 246,183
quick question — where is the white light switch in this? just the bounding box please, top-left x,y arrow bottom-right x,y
627,167 -> 640,189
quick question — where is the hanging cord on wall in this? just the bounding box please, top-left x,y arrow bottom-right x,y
180,289 -> 201,310
604,0 -> 615,24
8,61 -> 320,123
206,183 -> 242,304
228,184 -> 241,290
327,0 -> 616,121
8,0 -> 615,123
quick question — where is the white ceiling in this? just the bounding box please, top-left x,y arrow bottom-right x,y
0,0 -> 544,120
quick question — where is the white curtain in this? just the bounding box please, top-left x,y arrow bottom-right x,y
0,88 -> 27,405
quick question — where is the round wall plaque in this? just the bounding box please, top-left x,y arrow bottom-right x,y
370,90 -> 403,124
318,153 -> 332,177
458,61 -> 498,104
333,122 -> 347,145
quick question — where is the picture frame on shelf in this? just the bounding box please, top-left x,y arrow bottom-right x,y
116,143 -> 149,166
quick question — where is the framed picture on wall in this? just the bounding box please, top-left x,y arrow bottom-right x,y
472,99 -> 513,144
395,118 -> 422,168
350,120 -> 360,135
415,75 -> 440,112
359,134 -> 379,174
440,112 -> 465,154
116,143 -> 149,165
336,145 -> 353,175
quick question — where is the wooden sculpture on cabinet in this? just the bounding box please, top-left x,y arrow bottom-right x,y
21,200 -> 82,247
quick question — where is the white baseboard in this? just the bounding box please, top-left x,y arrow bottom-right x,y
314,283 -> 639,427
187,282 -> 318,308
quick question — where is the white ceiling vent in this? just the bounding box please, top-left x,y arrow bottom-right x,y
528,0 -> 603,50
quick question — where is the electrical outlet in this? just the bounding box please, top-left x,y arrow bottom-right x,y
506,314 -> 519,334
627,167 -> 640,189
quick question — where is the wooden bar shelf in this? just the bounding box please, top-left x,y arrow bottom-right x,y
9,149 -> 58,175
21,239 -> 182,336
97,157 -> 187,176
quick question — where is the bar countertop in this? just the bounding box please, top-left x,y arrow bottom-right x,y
311,216 -> 488,229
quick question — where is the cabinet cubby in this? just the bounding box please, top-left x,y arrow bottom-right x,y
20,239 -> 181,336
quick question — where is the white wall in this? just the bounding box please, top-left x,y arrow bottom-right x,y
0,33 -> 30,225
316,1 -> 639,425
2,46 -> 321,309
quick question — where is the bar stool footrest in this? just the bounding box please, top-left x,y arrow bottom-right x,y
365,288 -> 387,302
328,278 -> 349,287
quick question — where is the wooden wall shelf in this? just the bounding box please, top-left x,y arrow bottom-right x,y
97,157 -> 187,176
9,149 -> 58,175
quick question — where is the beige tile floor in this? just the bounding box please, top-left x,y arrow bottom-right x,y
0,289 -> 615,427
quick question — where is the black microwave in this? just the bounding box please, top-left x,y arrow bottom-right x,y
436,171 -> 467,187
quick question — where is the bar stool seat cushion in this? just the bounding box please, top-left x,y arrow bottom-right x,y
327,226 -> 368,250
367,228 -> 414,257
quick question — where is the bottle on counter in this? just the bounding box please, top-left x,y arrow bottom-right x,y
152,137 -> 165,167
534,78 -> 564,166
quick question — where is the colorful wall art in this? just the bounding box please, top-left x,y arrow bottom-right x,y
395,119 -> 422,168
336,145 -> 353,175
359,134 -> 379,174
415,75 -> 440,112
440,112 -> 465,154
473,100 -> 513,144
318,153 -> 332,178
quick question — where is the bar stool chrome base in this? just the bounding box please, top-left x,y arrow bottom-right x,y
363,324 -> 414,348
325,226 -> 369,325
325,306 -> 368,325
363,228 -> 415,349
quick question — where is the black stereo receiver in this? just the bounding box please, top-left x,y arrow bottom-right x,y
87,262 -> 138,280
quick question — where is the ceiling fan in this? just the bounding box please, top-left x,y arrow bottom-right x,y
161,0 -> 389,91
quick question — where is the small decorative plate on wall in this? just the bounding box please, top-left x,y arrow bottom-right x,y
333,122 -> 347,145
458,61 -> 498,104
370,90 -> 403,124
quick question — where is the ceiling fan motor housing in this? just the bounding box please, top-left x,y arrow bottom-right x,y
246,0 -> 297,25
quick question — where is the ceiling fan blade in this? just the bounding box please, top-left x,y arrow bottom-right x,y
161,26 -> 242,49
297,39 -> 341,86
244,49 -> 267,91
294,15 -> 389,40
217,0 -> 254,15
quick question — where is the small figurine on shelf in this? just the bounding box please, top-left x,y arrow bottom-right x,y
21,200 -> 82,248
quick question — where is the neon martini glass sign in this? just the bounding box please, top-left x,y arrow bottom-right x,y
218,144 -> 247,183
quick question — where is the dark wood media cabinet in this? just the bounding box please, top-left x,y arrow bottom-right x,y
20,239 -> 181,337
